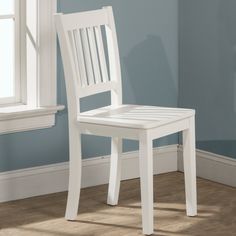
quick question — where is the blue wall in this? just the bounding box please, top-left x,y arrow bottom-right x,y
179,0 -> 236,159
0,0 -> 179,172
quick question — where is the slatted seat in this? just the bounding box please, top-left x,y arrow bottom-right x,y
79,105 -> 195,129
55,6 -> 197,235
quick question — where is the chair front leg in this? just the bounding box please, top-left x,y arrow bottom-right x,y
183,116 -> 197,216
107,137 -> 122,206
65,126 -> 82,220
139,131 -> 153,235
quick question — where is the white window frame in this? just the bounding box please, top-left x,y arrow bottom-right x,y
0,0 -> 64,134
0,0 -> 21,105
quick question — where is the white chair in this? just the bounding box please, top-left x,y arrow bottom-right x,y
55,6 -> 197,235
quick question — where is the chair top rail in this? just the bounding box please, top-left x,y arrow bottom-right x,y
78,81 -> 118,98
60,9 -> 109,30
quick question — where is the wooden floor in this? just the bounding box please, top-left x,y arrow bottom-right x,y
0,172 -> 235,236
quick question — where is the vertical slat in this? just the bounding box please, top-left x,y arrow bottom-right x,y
74,29 -> 88,86
94,26 -> 109,82
80,28 -> 94,85
68,30 -> 81,87
87,27 -> 102,84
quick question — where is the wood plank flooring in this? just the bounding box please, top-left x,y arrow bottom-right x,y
0,172 -> 235,236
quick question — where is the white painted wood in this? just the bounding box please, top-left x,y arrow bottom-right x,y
14,0 -> 21,103
0,14 -> 15,19
55,12 -> 82,223
0,0 -> 60,134
80,28 -> 95,85
107,137 -> 122,205
25,0 -> 37,107
182,117 -> 197,216
0,145 -> 178,203
0,105 -> 64,119
0,0 -> 55,106
94,26 -> 109,82
0,115 -> 54,134
79,105 -> 193,129
103,6 -> 122,105
1,145 -> 235,205
78,81 -> 118,98
139,131 -> 153,235
61,9 -> 109,30
19,0 -> 27,104
65,127 -> 82,220
55,6 -> 197,234
79,122 -> 141,140
68,30 -> 81,87
0,105 -> 64,134
38,0 -> 57,107
87,27 -> 102,84
149,118 -> 190,140
178,147 -> 236,188
74,29 -> 88,87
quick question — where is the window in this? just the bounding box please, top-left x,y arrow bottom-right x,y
0,0 -> 63,134
0,0 -> 20,104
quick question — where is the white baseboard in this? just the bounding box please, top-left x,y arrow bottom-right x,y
178,147 -> 236,187
1,144 -> 235,203
0,145 -> 178,203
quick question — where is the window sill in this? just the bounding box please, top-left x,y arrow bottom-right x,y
0,105 -> 65,134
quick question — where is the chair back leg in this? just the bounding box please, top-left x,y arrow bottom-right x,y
107,137 -> 122,205
65,126 -> 82,220
182,116 -> 197,216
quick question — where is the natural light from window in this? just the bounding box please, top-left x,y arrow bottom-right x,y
0,0 -> 15,99
0,0 -> 61,134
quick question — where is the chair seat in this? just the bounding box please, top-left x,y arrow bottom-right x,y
79,104 -> 195,129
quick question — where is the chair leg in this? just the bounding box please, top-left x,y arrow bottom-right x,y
183,116 -> 197,216
107,137 -> 122,206
139,131 -> 153,235
65,127 -> 82,220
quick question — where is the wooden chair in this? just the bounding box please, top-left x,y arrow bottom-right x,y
55,6 -> 197,235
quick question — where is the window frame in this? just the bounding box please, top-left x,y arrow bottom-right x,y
22,0 -> 58,107
0,0 -> 21,105
0,0 -> 64,134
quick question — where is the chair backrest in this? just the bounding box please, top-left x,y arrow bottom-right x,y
55,6 -> 122,115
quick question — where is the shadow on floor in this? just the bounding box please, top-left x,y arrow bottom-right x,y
0,172 -> 235,236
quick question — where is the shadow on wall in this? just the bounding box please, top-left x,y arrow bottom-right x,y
198,0 -> 236,158
123,35 -> 177,107
218,0 -> 236,115
81,35 -> 179,157
122,35 -> 178,151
